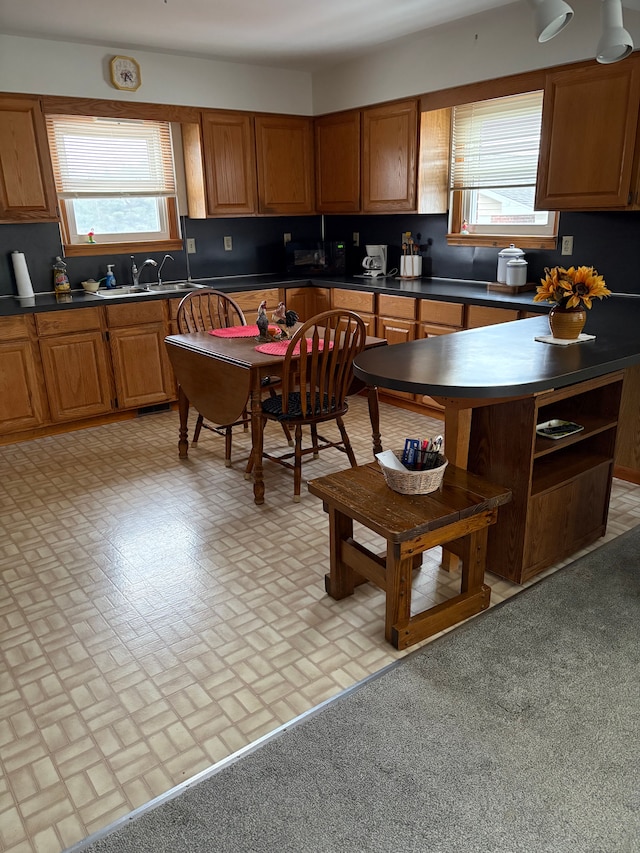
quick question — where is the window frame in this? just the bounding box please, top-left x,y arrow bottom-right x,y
446,90 -> 558,249
43,102 -> 187,257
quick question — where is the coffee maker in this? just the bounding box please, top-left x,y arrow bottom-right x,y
361,245 -> 388,277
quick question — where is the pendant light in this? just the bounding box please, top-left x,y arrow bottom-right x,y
596,0 -> 634,63
526,0 -> 574,42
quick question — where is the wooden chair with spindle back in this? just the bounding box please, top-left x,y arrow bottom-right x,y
245,309 -> 367,500
176,288 -> 290,466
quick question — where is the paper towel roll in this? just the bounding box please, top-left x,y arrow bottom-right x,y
11,252 -> 35,298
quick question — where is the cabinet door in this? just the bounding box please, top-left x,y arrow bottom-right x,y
362,100 -> 418,212
255,115 -> 314,214
39,331 -> 113,421
0,339 -> 47,433
109,324 -> 176,409
0,96 -> 58,222
536,60 -> 640,210
315,110 -> 360,213
201,110 -> 257,215
376,316 -> 415,402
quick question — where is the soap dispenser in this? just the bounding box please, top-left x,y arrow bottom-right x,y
105,264 -> 116,289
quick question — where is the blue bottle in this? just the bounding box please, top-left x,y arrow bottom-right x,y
105,264 -> 116,289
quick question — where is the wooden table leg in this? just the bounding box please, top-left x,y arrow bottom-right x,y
367,385 -> 382,457
324,506 -> 355,599
250,387 -> 265,505
177,385 -> 190,459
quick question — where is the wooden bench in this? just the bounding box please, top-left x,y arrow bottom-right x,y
308,463 -> 511,650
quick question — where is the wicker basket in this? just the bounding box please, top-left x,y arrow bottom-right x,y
379,451 -> 448,495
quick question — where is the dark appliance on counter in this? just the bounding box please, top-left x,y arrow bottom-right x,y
285,240 -> 346,276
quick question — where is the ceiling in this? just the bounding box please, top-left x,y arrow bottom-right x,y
0,0 -> 519,71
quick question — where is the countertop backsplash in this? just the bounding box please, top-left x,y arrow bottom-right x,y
2,209 -> 640,300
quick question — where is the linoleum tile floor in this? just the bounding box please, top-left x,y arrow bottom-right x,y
1,396 -> 639,853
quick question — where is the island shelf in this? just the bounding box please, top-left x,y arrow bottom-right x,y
468,371 -> 624,584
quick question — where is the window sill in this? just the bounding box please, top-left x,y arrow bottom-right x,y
63,239 -> 183,258
446,234 -> 558,250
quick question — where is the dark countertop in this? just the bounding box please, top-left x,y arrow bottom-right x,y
353,294 -> 640,399
0,274 -> 548,317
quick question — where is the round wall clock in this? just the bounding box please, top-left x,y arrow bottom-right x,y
110,55 -> 141,91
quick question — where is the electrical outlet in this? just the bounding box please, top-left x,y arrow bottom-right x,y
352,232 -> 359,247
224,236 -> 233,252
284,233 -> 291,244
561,235 -> 574,255
186,238 -> 196,254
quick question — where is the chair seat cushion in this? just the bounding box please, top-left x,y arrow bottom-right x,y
262,392 -> 338,421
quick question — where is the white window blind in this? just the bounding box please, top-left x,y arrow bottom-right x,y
450,91 -> 544,191
46,115 -> 176,198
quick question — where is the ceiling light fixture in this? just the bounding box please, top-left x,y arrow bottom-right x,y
526,0 -> 635,63
596,0 -> 634,63
526,0 -> 574,43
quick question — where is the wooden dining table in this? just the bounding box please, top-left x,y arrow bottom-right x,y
164,327 -> 387,504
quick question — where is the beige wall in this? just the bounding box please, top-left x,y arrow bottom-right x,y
312,0 -> 640,112
0,34 -> 314,114
2,0 -> 640,116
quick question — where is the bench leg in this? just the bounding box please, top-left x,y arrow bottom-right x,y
384,543 -> 413,644
324,506 -> 356,600
390,526 -> 492,651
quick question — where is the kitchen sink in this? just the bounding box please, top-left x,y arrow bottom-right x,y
94,282 -> 204,298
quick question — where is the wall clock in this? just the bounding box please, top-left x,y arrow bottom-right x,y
110,55 -> 141,91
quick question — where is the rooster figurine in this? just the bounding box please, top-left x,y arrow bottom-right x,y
256,300 -> 270,340
284,308 -> 299,328
272,302 -> 287,324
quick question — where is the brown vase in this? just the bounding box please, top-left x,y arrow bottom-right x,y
548,304 -> 587,340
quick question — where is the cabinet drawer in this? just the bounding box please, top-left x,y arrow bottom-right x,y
228,288 -> 282,315
0,314 -> 34,340
418,300 -> 464,327
35,307 -> 104,336
378,294 -> 417,320
106,300 -> 166,327
466,305 -> 520,328
332,288 -> 375,314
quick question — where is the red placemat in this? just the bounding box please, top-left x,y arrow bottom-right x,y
254,339 -> 333,356
209,325 -> 260,338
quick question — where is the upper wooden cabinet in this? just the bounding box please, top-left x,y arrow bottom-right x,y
199,110 -> 258,216
314,110 -> 361,213
254,115 -> 314,214
536,59 -> 640,210
0,96 -> 58,223
362,99 -> 418,213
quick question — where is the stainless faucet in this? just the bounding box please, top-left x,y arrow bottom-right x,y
131,256 -> 158,290
157,254 -> 174,287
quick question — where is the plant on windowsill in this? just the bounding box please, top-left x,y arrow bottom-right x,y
533,265 -> 611,339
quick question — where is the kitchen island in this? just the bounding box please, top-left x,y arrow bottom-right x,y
353,295 -> 640,583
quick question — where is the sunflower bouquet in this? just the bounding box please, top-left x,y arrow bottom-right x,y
534,265 -> 611,309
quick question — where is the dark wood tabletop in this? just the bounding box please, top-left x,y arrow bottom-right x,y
353,295 -> 640,399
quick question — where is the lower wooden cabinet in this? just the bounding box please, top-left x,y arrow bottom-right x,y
282,286 -> 330,323
466,304 -> 520,328
228,287 -> 283,320
0,316 -> 48,433
36,308 -> 113,422
376,295 -> 417,404
106,302 -> 176,409
331,288 -> 376,335
416,300 -> 465,411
